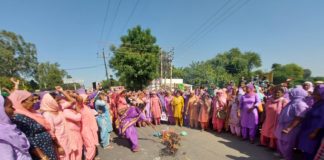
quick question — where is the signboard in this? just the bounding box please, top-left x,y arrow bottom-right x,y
63,78 -> 84,84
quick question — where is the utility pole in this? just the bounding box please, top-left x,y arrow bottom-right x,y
168,48 -> 174,91
164,55 -> 167,90
160,50 -> 163,90
98,48 -> 109,82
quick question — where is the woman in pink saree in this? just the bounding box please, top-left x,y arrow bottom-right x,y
40,93 -> 71,160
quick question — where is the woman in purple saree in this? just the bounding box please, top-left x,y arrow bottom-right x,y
118,103 -> 154,152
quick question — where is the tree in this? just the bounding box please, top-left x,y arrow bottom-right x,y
172,67 -> 186,79
272,63 -> 304,84
271,63 -> 281,70
0,76 -> 14,91
303,69 -> 312,79
0,30 -> 38,78
206,48 -> 261,82
109,26 -> 160,90
35,62 -> 67,89
101,76 -> 120,89
62,83 -> 81,90
244,52 -> 262,75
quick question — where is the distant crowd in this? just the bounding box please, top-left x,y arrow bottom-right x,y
1,78 -> 324,160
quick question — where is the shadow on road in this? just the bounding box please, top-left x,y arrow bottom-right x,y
112,137 -> 131,149
206,131 -> 303,160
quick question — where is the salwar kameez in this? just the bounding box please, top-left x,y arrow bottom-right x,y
260,97 -> 287,149
187,95 -> 200,128
164,96 -> 174,124
240,94 -> 260,141
229,100 -> 241,136
198,98 -> 211,130
172,96 -> 184,127
212,92 -> 227,133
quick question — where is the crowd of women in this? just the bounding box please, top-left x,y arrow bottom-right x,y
109,80 -> 324,160
1,78 -> 324,160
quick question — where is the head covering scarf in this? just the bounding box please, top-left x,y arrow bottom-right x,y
255,85 -> 265,101
76,88 -> 86,95
304,81 -> 314,92
279,87 -> 308,123
216,89 -> 227,102
289,87 -> 308,100
316,84 -> 324,100
79,94 -> 88,102
9,90 -> 51,130
39,91 -> 48,100
40,93 -> 61,112
246,84 -> 255,96
0,96 -> 31,154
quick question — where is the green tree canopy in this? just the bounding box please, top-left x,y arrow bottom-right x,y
35,62 -> 67,89
0,30 -> 38,78
207,48 -> 261,77
172,66 -> 186,79
303,69 -> 312,80
171,48 -> 261,87
110,26 -> 160,90
272,63 -> 304,84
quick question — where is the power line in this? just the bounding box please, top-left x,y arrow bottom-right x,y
99,0 -> 111,45
64,64 -> 104,71
121,0 -> 140,34
106,0 -> 122,42
182,0 -> 242,49
185,0 -> 251,49
177,0 -> 232,49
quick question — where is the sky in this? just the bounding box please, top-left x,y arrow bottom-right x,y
1,0 -> 324,87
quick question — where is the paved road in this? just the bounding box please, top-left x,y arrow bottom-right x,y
98,125 -> 282,160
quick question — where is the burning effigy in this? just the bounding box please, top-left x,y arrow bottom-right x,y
159,129 -> 181,156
